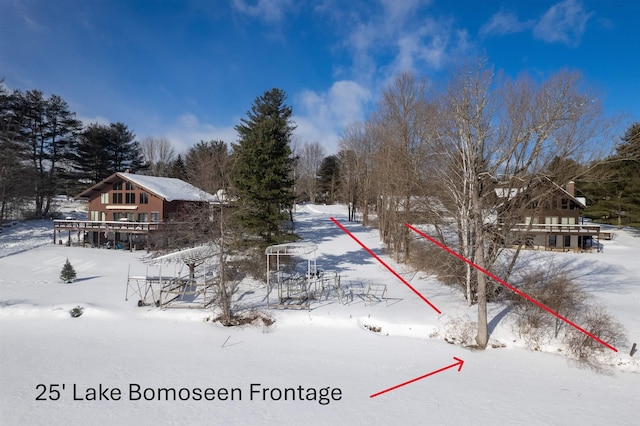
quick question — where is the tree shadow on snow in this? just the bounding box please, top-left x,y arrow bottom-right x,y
74,276 -> 101,282
551,257 -> 631,294
0,298 -> 31,307
488,305 -> 512,337
316,248 -> 382,274
296,218 -> 375,246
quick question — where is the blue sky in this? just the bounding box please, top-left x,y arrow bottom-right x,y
1,0 -> 638,154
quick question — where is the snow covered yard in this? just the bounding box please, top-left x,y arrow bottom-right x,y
0,204 -> 638,425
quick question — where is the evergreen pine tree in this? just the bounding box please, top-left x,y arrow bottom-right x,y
169,154 -> 188,180
317,155 -> 341,204
579,123 -> 640,227
231,88 -> 296,242
60,258 -> 77,283
70,122 -> 143,183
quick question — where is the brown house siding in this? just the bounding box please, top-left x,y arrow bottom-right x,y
54,172 -> 217,250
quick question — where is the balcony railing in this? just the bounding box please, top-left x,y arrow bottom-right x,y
499,223 -> 601,234
53,219 -> 162,233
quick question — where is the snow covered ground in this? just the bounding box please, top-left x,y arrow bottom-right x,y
0,203 -> 638,425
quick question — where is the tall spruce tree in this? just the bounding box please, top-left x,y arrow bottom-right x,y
169,154 -> 188,180
231,88 -> 296,242
317,155 -> 341,204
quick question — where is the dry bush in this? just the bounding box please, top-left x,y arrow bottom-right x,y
565,307 -> 628,365
237,245 -> 267,281
408,239 -> 466,291
444,315 -> 477,346
511,267 -> 627,365
514,308 -> 553,350
216,308 -> 274,329
510,270 -> 587,341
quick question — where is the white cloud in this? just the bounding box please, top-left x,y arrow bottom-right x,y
480,10 -> 533,37
533,0 -> 592,46
338,0 -> 467,85
162,113 -> 237,155
293,80 -> 372,153
77,115 -> 111,127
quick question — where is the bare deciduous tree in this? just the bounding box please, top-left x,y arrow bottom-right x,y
294,141 -> 325,203
338,121 -> 377,225
430,60 -> 611,348
372,72 -> 435,262
139,136 -> 176,177
345,60 -> 612,350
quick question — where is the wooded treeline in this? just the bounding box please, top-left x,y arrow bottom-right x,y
0,83 -> 297,248
0,85 -> 144,219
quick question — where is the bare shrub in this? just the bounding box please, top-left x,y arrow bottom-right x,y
216,308 -> 274,328
514,309 -> 553,350
237,245 -> 267,281
565,306 -> 628,365
409,239 -> 466,292
444,315 -> 477,346
511,266 -> 627,365
510,269 -> 587,342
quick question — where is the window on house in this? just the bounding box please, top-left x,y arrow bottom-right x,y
112,193 -> 123,204
549,235 -> 557,247
138,213 -> 148,222
139,192 -> 149,204
150,212 -> 160,222
113,182 -> 123,190
100,193 -> 109,204
90,211 -> 99,221
564,235 -> 571,247
126,212 -> 135,221
125,182 -> 136,190
113,212 -> 123,221
561,198 -> 569,209
125,193 -> 136,204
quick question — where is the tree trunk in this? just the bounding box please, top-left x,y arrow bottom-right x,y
473,183 -> 488,349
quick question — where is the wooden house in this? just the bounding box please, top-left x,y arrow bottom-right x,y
495,179 -> 604,251
53,172 -> 219,249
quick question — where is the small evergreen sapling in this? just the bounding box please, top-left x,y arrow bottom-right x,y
60,258 -> 77,283
70,306 -> 84,318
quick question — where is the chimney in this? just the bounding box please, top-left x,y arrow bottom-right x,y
566,181 -> 575,197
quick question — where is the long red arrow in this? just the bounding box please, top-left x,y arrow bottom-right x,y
330,217 -> 441,314
371,357 -> 464,398
405,223 -> 618,353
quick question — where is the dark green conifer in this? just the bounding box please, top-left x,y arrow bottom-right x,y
60,258 -> 77,283
231,88 -> 296,242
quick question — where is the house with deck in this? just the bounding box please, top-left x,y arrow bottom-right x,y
495,179 -> 605,251
53,172 -> 219,250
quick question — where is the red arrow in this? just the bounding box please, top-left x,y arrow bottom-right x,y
370,357 -> 464,398
405,223 -> 618,353
330,217 -> 441,314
